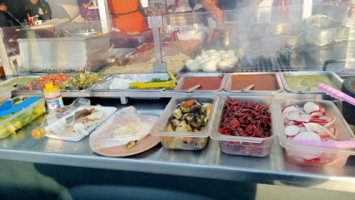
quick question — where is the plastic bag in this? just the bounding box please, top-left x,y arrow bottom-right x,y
90,106 -> 158,150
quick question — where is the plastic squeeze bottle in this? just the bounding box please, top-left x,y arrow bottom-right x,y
43,83 -> 64,113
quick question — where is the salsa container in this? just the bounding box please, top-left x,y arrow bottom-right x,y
211,96 -> 275,157
224,72 -> 283,93
273,99 -> 355,167
175,73 -> 228,92
150,95 -> 219,150
281,71 -> 343,94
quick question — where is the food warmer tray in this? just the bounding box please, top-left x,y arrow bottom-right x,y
224,72 -> 284,94
174,73 -> 228,93
280,71 -> 343,94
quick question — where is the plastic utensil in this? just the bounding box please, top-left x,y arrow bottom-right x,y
296,85 -> 310,93
186,84 -> 201,93
292,140 -> 355,148
0,100 -> 13,112
317,83 -> 355,106
242,84 -> 255,92
0,97 -> 39,118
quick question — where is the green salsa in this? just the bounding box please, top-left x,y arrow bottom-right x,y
285,75 -> 339,92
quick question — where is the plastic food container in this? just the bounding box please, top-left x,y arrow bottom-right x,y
211,96 -> 275,157
0,97 -> 46,139
273,99 -> 355,167
150,95 -> 219,150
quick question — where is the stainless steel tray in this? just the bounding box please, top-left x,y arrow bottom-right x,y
280,71 -> 343,94
224,72 -> 284,93
91,73 -> 177,92
0,76 -> 40,87
174,73 -> 228,93
5,73 -> 97,97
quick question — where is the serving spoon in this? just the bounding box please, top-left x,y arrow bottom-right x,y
186,84 -> 201,93
241,84 -> 255,92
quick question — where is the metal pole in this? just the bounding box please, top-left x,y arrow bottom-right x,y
97,0 -> 112,34
0,29 -> 13,76
302,0 -> 313,20
148,16 -> 167,73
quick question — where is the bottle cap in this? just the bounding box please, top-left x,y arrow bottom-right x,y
32,127 -> 45,139
43,83 -> 59,93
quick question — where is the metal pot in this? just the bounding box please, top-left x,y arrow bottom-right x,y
305,14 -> 342,46
272,23 -> 302,49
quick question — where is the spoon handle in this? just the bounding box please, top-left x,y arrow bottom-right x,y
186,84 -> 201,93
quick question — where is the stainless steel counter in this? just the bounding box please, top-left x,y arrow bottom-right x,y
0,97 -> 354,194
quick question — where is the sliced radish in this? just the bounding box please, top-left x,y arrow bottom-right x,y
287,111 -> 301,121
331,127 -> 336,136
310,111 -> 324,118
304,123 -> 337,139
283,106 -> 299,115
299,127 -> 308,133
309,118 -> 328,124
318,134 -> 329,139
304,102 -> 321,114
285,125 -> 300,137
318,116 -> 329,121
290,131 -> 322,160
296,106 -> 306,114
324,117 -> 336,128
293,131 -> 321,141
294,114 -> 311,123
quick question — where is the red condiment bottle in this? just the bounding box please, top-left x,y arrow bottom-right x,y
27,14 -> 33,25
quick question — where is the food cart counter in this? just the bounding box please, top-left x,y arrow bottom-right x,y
0,3 -> 355,199
0,97 -> 354,194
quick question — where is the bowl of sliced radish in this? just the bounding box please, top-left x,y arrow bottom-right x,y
274,100 -> 355,168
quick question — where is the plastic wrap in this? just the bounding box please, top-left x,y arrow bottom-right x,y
35,98 -> 116,141
90,107 -> 158,151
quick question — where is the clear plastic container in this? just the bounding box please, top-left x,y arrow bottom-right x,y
0,97 -> 46,139
211,96 -> 275,157
150,95 -> 219,150
273,99 -> 355,167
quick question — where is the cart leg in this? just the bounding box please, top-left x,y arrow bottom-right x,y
120,97 -> 128,104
